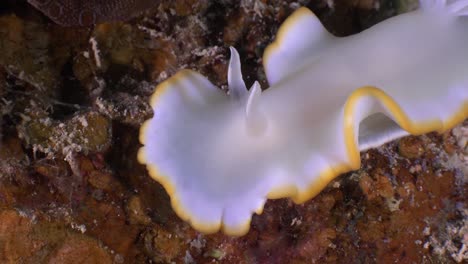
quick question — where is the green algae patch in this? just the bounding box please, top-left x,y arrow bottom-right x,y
19,111 -> 111,157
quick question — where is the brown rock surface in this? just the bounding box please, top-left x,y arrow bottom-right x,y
0,0 -> 466,263
0,210 -> 113,263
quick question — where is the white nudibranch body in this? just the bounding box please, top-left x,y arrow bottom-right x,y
138,0 -> 468,236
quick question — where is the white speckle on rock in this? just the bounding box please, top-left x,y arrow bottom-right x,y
71,222 -> 87,233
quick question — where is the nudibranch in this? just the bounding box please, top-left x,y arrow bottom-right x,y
139,0 -> 468,236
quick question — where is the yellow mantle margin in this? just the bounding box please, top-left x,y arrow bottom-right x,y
139,73 -> 468,236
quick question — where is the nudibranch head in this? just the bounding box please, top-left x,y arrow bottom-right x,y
138,48 -> 279,235
139,0 -> 468,236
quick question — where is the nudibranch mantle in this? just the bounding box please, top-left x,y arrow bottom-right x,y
139,0 -> 468,236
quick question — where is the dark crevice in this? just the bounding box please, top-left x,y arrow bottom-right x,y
49,60 -> 88,120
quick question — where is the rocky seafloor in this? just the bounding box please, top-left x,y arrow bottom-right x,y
0,0 -> 467,263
